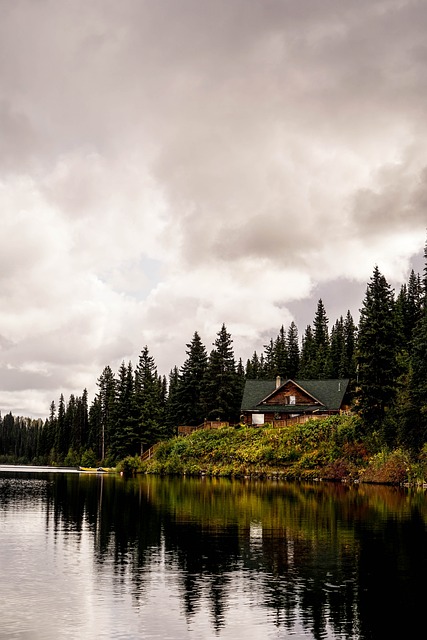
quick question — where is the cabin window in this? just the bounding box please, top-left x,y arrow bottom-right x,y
252,414 -> 264,425
289,395 -> 296,405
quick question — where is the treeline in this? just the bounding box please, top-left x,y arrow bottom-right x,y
1,242 -> 427,466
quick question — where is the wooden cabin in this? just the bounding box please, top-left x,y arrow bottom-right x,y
240,377 -> 350,426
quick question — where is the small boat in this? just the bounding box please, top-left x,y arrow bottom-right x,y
79,466 -> 116,473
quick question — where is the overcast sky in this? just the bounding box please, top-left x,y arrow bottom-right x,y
1,0 -> 426,419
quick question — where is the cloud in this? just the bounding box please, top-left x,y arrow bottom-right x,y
0,0 -> 426,417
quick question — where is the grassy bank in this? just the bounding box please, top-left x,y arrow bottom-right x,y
117,415 -> 427,485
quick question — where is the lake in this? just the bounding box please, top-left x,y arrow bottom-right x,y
0,466 -> 426,639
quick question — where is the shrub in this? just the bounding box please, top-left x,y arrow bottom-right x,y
360,448 -> 410,484
80,448 -> 97,468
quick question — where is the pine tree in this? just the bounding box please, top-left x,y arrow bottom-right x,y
176,331 -> 208,426
78,389 -> 89,450
330,317 -> 345,378
298,325 -> 317,378
262,339 -> 275,378
286,322 -> 300,379
396,271 -> 423,353
274,325 -> 288,378
313,299 -> 331,378
343,310 -> 357,383
245,351 -> 262,379
401,243 -> 427,451
110,360 -> 137,460
55,394 -> 67,462
356,266 -> 400,427
97,365 -> 116,461
203,324 -> 240,422
134,346 -> 163,452
165,366 -> 180,432
87,396 -> 102,459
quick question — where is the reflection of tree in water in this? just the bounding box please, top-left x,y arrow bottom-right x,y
44,473 -> 427,639
162,517 -> 240,631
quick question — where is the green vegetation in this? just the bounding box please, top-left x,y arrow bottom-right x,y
115,415 -> 427,486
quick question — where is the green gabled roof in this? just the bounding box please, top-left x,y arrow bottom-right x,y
240,378 -> 349,412
293,379 -> 349,410
240,379 -> 277,411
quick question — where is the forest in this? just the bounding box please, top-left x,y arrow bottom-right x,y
1,241 -> 427,468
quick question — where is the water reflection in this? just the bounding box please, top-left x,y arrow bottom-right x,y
1,470 -> 426,639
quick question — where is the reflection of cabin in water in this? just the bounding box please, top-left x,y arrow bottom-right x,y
240,377 -> 350,427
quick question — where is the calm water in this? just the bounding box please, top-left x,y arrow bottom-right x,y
0,467 -> 426,640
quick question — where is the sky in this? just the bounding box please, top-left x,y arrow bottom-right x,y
1,0 -> 426,419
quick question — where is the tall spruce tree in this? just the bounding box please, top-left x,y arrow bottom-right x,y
402,244 -> 427,451
298,325 -> 317,378
406,298 -> 427,448
165,366 -> 180,432
97,365 -> 116,461
330,317 -> 346,378
343,310 -> 357,383
286,321 -> 300,378
262,338 -> 276,378
245,351 -> 261,379
313,299 -> 331,378
55,393 -> 67,462
110,360 -> 137,460
356,266 -> 400,428
203,324 -> 240,422
176,331 -> 208,426
274,325 -> 288,378
134,346 -> 163,452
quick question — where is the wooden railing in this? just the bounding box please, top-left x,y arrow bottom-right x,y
140,444 -> 159,462
177,421 -> 229,436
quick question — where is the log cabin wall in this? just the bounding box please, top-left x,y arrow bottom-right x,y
263,382 -> 318,406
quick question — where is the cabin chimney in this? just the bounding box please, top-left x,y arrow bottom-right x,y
276,375 -> 281,389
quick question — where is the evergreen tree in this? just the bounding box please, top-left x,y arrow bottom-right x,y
97,365 -> 116,460
156,374 -> 168,439
165,366 -> 180,432
245,351 -> 262,379
313,299 -> 331,378
55,394 -> 67,462
343,310 -> 357,382
396,271 -> 423,353
42,401 -> 56,461
65,394 -> 77,454
401,244 -> 427,451
356,266 -> 400,428
78,389 -> 89,450
298,325 -> 317,378
134,346 -> 163,452
286,322 -> 300,378
274,325 -> 288,378
176,331 -> 208,426
330,317 -> 346,378
262,338 -> 275,378
110,360 -> 137,461
203,324 -> 240,422
87,396 -> 102,459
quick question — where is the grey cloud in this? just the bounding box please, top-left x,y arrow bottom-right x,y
1,0 -> 426,417
352,161 -> 427,237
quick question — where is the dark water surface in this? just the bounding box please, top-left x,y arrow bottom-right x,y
0,467 -> 426,639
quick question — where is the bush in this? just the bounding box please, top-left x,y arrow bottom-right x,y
360,449 -> 410,484
80,448 -> 97,468
117,455 -> 144,476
